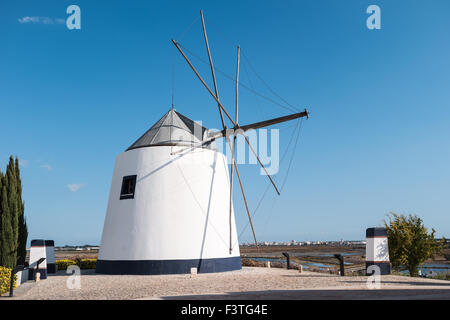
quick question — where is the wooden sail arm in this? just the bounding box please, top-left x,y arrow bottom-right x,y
172,39 -> 236,127
210,109 -> 309,140
200,10 -> 226,130
238,109 -> 309,132
233,159 -> 258,248
171,110 -> 309,156
225,135 -> 258,249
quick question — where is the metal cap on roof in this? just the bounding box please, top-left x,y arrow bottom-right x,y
126,109 -> 216,151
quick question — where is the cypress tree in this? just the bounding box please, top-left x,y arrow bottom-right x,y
6,156 -> 19,265
0,171 -> 3,264
0,156 -> 27,267
15,157 -> 27,265
0,174 -> 15,268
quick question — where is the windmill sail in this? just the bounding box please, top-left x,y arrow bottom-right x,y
172,11 -> 309,250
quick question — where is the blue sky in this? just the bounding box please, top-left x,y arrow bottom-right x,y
1,0 -> 449,245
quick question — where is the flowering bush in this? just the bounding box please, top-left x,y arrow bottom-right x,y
55,259 -> 77,271
56,259 -> 97,270
0,266 -> 16,295
79,259 -> 97,269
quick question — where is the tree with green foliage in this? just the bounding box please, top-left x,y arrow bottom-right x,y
384,213 -> 445,277
6,157 -> 19,265
0,156 -> 27,268
0,173 -> 3,263
0,173 -> 15,268
14,158 -> 27,265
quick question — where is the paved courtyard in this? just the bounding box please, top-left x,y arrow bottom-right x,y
5,267 -> 450,300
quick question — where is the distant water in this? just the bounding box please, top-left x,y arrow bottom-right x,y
400,263 -> 450,276
247,257 -> 351,269
302,262 -> 333,269
288,252 -> 360,258
247,257 -> 449,274
317,253 -> 360,257
250,257 -> 283,263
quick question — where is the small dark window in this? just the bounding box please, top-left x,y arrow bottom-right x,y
120,175 -> 137,200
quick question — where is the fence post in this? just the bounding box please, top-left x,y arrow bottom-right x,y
282,252 -> 291,269
334,254 -> 345,276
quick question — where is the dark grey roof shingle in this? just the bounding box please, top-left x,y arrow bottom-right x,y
126,109 -> 214,151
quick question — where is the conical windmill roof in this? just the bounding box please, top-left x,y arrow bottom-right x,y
126,109 -> 214,151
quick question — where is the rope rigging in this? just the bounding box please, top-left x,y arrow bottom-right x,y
173,13 -> 308,248
176,41 -> 299,114
174,12 -> 301,116
176,15 -> 201,42
207,17 -> 301,113
242,60 -> 266,121
260,117 -> 304,237
236,117 -> 304,244
241,51 -> 300,113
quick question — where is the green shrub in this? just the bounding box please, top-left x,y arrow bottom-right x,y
0,266 -> 17,295
79,259 -> 97,269
385,213 -> 445,277
55,259 -> 97,271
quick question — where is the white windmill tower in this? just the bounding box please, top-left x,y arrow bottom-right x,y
96,11 -> 309,275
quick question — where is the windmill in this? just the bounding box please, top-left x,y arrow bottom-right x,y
171,10 -> 309,254
96,11 -> 308,275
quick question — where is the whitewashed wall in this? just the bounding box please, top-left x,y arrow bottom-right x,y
98,146 -> 240,262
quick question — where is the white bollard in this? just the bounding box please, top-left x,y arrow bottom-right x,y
365,227 -> 391,275
29,239 -> 47,280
